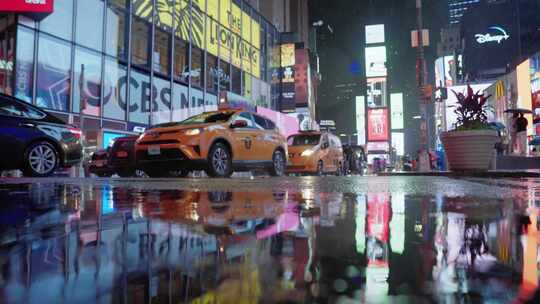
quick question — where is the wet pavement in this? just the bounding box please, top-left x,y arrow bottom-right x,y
0,176 -> 539,303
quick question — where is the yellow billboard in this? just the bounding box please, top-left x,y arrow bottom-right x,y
133,0 -> 261,78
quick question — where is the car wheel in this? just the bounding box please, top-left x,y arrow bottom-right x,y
23,141 -> 59,177
269,149 -> 285,177
206,143 -> 233,178
316,161 -> 324,176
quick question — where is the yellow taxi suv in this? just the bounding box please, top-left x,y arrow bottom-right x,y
135,109 -> 288,178
286,131 -> 344,175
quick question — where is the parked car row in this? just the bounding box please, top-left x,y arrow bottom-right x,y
0,93 -> 365,178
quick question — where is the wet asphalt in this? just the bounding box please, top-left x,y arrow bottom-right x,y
0,175 -> 538,303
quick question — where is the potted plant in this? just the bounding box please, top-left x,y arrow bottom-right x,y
440,85 -> 498,171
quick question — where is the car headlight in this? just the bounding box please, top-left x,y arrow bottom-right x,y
184,128 -> 201,136
301,148 -> 315,157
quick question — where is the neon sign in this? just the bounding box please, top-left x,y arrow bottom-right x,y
475,26 -> 510,44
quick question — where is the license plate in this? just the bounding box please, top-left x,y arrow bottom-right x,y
148,145 -> 161,155
116,151 -> 128,158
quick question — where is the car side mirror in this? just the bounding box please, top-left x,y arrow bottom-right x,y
231,120 -> 248,129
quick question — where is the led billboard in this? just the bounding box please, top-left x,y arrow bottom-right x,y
367,77 -> 387,108
391,132 -> 405,156
0,0 -> 54,14
356,96 -> 366,145
367,108 -> 389,141
365,24 -> 385,44
517,59 -> 533,135
390,93 -> 403,129
365,46 -> 387,77
367,141 -> 389,152
434,56 -> 456,88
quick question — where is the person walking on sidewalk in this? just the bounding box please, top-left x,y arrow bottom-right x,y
516,113 -> 529,156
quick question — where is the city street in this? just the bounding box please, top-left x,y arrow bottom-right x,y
0,175 -> 538,303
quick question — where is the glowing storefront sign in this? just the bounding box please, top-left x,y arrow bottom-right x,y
475,26 -> 510,44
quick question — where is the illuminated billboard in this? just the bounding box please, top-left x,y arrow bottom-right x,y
280,44 -> 295,67
517,59 -> 533,135
365,24 -> 385,44
356,96 -> 366,145
367,108 -> 389,141
367,77 -> 387,108
391,132 -> 404,156
390,93 -> 403,129
367,142 -> 389,152
434,56 -> 456,88
134,0 -> 261,78
365,46 -> 387,77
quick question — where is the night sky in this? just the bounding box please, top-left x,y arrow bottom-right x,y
310,0 -> 447,155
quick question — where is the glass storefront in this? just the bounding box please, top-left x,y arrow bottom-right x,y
5,0 -> 281,134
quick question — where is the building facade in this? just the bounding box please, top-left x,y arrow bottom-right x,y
0,0 -> 282,149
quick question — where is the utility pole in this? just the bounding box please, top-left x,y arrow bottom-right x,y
415,0 -> 430,171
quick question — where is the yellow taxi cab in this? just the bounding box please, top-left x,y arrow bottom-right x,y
286,131 -> 344,175
135,108 -> 287,178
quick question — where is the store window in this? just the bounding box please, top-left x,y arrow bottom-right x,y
36,34 -> 71,112
242,71 -> 251,98
154,28 -> 171,76
131,17 -> 151,70
173,38 -> 188,83
105,5 -> 128,60
39,0 -> 74,41
0,16 -> 15,95
76,0 -> 104,51
152,76 -> 172,125
129,69 -> 150,125
15,27 -> 34,103
191,47 -> 203,88
206,54 -> 218,93
103,57 -> 127,121
219,60 -> 230,92
231,66 -> 241,95
73,48 -> 102,116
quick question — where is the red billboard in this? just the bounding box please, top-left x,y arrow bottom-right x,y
295,49 -> 309,106
367,108 -> 389,141
0,0 -> 54,17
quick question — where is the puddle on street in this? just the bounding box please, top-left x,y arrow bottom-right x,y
0,182 -> 538,303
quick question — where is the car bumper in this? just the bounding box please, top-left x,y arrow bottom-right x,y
135,147 -> 207,170
286,160 -> 317,173
61,142 -> 83,167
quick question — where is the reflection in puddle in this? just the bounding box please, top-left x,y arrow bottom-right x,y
0,182 -> 538,303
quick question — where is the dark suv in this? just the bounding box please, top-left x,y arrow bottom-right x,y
109,135 -> 139,177
0,93 -> 83,176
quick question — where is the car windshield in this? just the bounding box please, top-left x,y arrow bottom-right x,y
288,134 -> 321,146
150,111 -> 235,128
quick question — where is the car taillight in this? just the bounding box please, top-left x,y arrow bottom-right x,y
116,151 -> 128,158
69,127 -> 82,139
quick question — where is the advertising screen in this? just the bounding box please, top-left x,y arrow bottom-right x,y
103,131 -> 129,149
365,46 -> 387,77
461,2 -> 518,75
367,77 -> 387,108
280,44 -> 295,67
367,108 -> 389,141
294,49 -> 309,106
391,132 -> 404,156
516,59 -> 533,135
390,93 -> 403,129
445,84 -> 491,130
434,56 -> 456,88
365,24 -> 385,44
367,142 -> 389,152
356,96 -> 366,145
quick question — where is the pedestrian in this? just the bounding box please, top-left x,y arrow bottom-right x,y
516,113 -> 528,156
509,113 -> 518,154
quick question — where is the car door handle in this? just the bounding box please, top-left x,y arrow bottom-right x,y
19,123 -> 36,128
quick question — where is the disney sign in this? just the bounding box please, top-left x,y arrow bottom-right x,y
475,26 -> 510,44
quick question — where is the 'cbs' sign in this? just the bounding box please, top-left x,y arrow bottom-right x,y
0,0 -> 54,14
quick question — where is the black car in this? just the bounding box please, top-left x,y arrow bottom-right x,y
108,135 -> 139,177
0,93 -> 83,177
